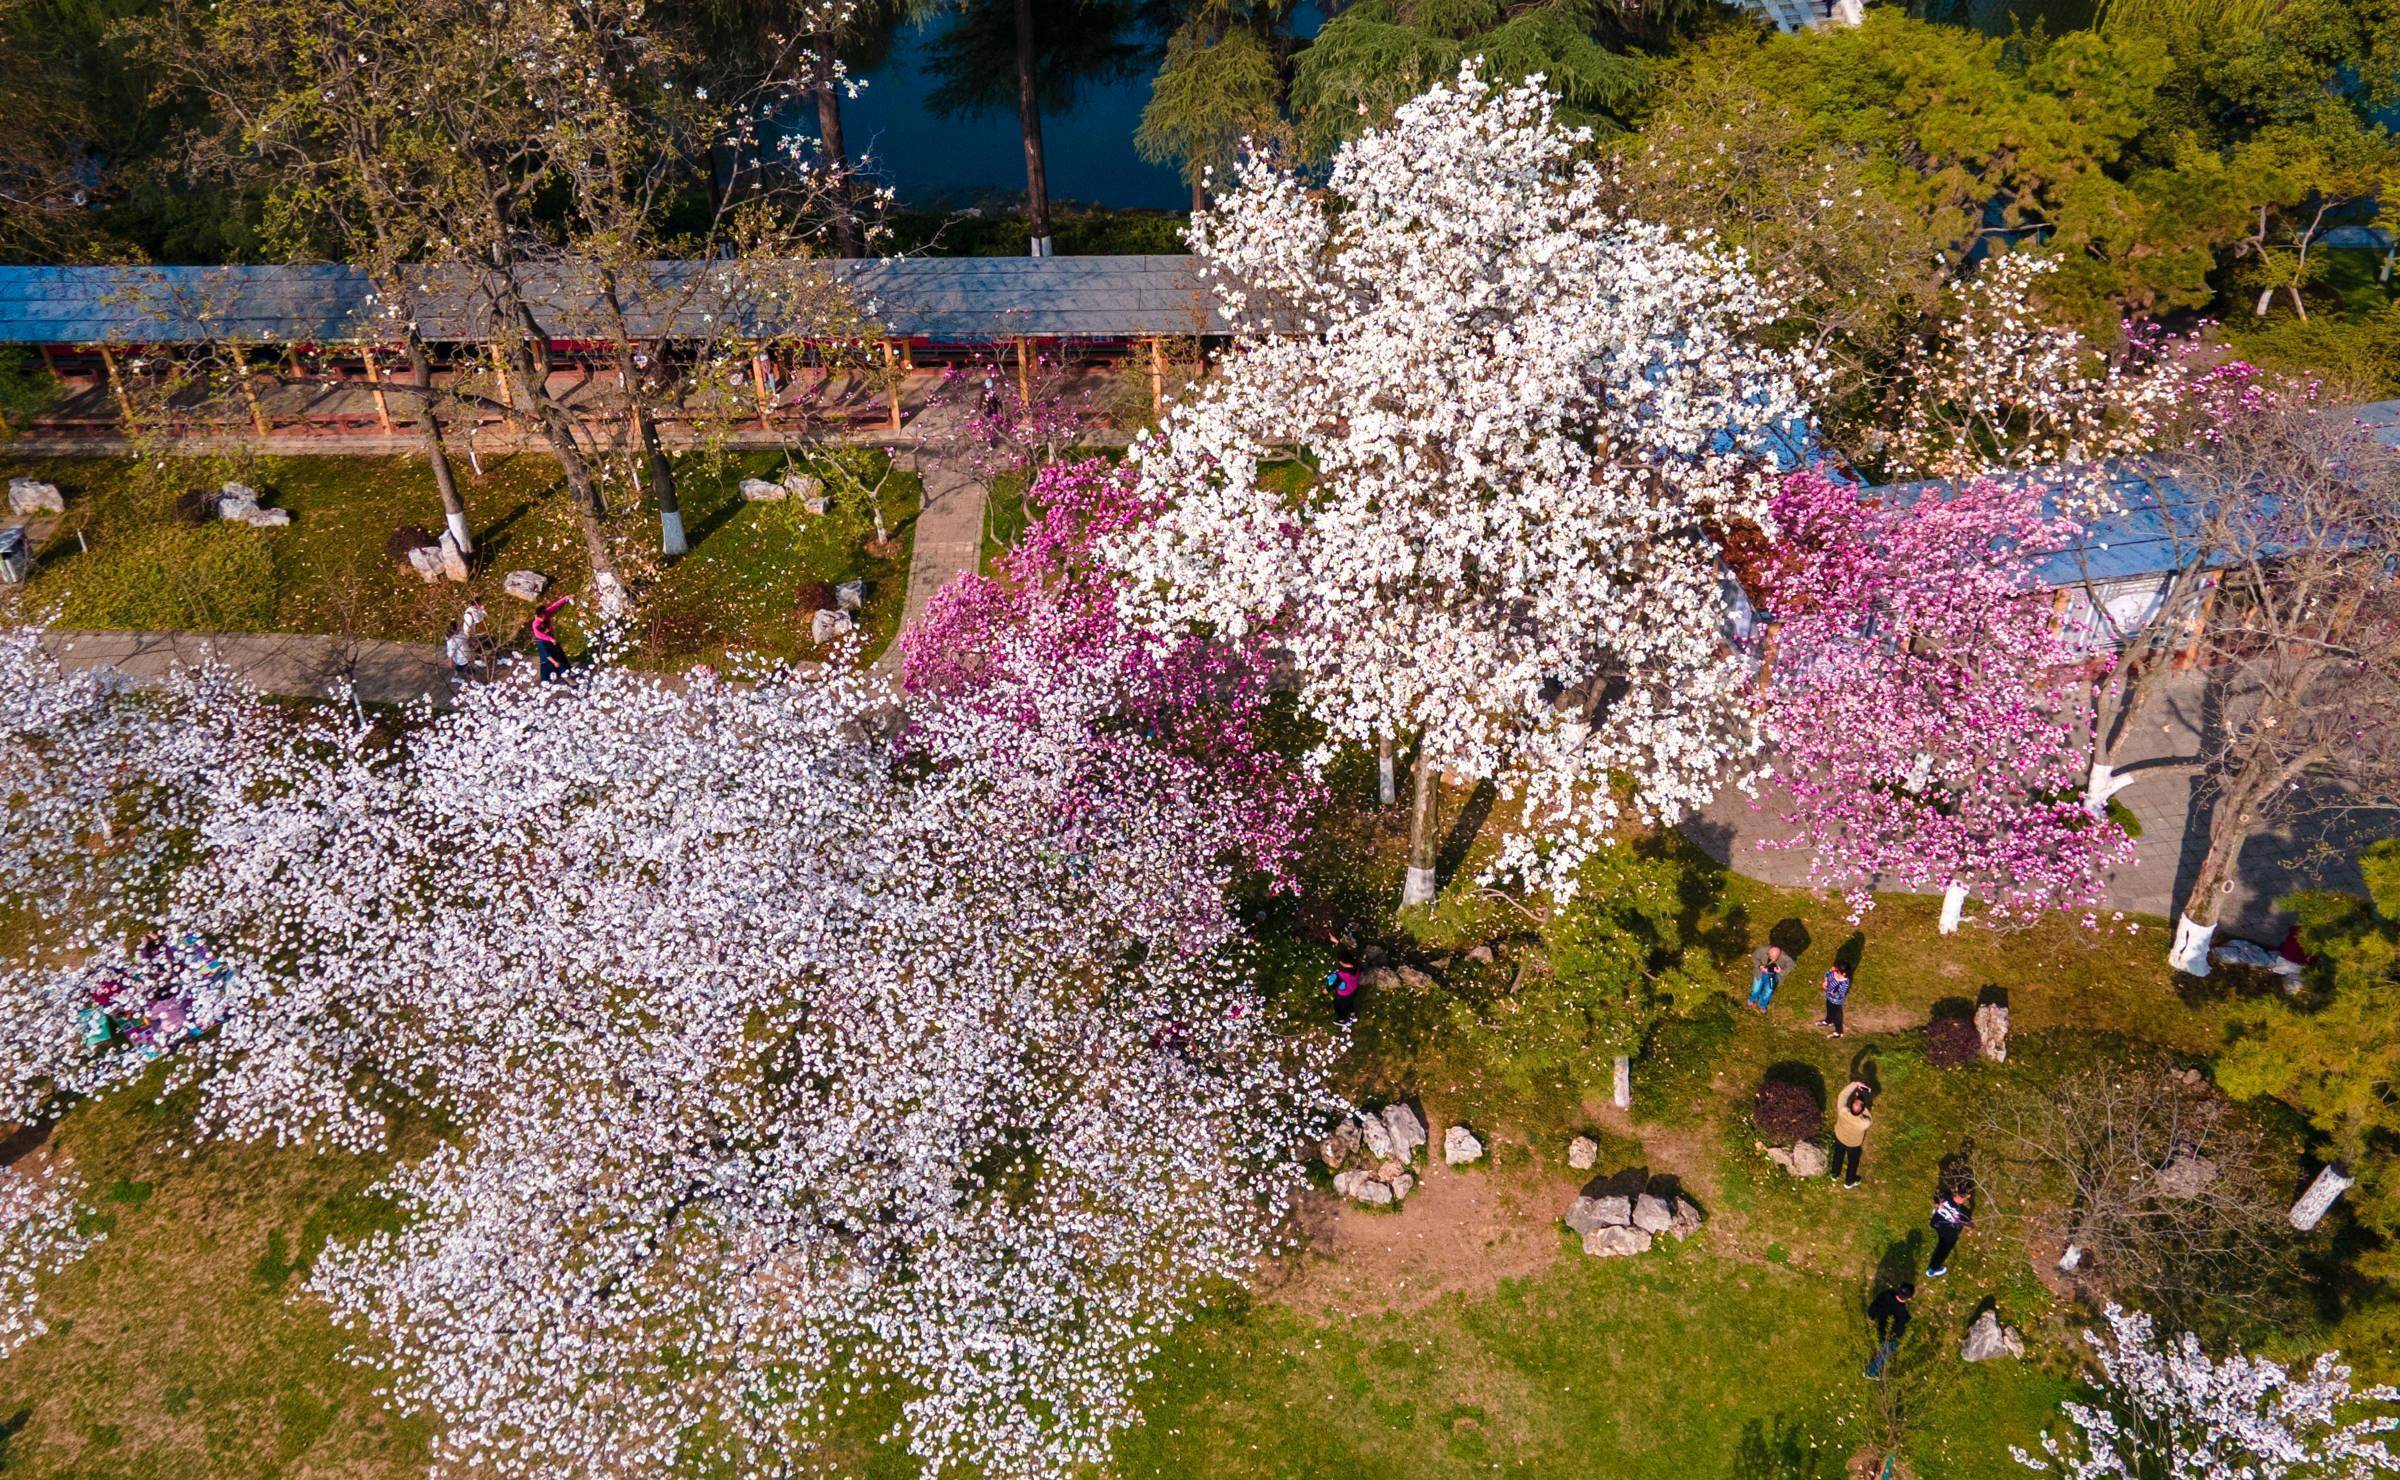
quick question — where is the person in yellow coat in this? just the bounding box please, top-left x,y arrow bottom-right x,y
1832,1081 -> 1873,1189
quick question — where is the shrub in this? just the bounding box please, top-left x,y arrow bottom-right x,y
386,525 -> 438,563
1752,1079 -> 1822,1142
1923,1015 -> 1982,1069
169,487 -> 220,526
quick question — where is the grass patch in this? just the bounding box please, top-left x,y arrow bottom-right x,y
0,449 -> 919,668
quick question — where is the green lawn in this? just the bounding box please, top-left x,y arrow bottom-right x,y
0,449 -> 920,668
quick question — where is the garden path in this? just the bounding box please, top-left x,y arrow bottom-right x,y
38,628 -> 456,708
876,402 -> 985,676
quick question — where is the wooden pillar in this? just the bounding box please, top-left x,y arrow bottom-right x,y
1147,337 -> 1164,417
488,341 -> 512,409
881,340 -> 903,432
229,343 -> 270,436
97,346 -> 135,425
750,346 -> 774,429
1015,338 -> 1032,403
361,345 -> 394,434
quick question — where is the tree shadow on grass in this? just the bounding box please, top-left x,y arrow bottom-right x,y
1435,778 -> 1499,886
1730,1411 -> 1845,1478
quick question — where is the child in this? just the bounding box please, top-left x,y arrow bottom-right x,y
1822,962 -> 1853,1038
1326,955 -> 1361,1024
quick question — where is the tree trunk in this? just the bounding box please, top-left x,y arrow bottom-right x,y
1377,734 -> 1396,808
2082,759 -> 2138,817
2288,1164 -> 2353,1230
1402,750 -> 1438,907
1011,0 -> 1053,257
1190,173 -> 1205,217
404,335 -> 473,554
1612,1054 -> 1631,1110
2170,805 -> 2253,977
813,32 -> 862,260
1938,881 -> 1968,935
611,339 -> 681,556
545,417 -> 629,617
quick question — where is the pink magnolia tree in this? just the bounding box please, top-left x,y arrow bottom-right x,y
902,456 -> 1320,887
1760,467 -> 2133,929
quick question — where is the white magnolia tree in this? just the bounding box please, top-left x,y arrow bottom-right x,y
0,629 -> 1334,1476
0,1161 -> 99,1362
1112,64 -> 1819,905
2019,1304 -> 2400,1479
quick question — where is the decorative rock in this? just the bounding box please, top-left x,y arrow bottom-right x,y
1319,1121 -> 1361,1170
810,608 -> 857,645
1765,1140 -> 1828,1178
436,532 -> 470,583
739,477 -> 786,501
242,506 -> 292,528
1567,1135 -> 1598,1171
836,579 -> 866,612
781,471 -> 827,514
1961,1310 -> 2026,1362
2155,1148 -> 2220,1200
1333,1170 -> 1393,1207
503,570 -> 551,601
1975,1002 -> 2010,1063
1466,944 -> 1495,964
1565,1195 -> 1631,1236
1632,1192 -> 1675,1234
1358,1115 -> 1396,1163
1395,965 -> 1435,992
1667,1196 -> 1704,1240
1382,1104 -> 1426,1162
1388,1172 -> 1415,1201
1443,1125 -> 1484,1166
1582,1224 -> 1653,1258
406,545 -> 447,583
6,479 -> 62,515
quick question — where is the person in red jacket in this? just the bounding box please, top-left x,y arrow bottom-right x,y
531,594 -> 573,683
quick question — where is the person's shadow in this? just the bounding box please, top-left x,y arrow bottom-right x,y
1768,917 -> 1814,962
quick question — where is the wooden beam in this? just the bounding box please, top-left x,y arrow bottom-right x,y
97,346 -> 135,426
751,348 -> 774,429
229,343 -> 270,436
361,345 -> 394,434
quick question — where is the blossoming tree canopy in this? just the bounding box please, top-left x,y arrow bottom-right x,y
1760,468 -> 2131,927
1110,63 -> 1821,904
902,456 -> 1321,888
118,655 -> 1335,1476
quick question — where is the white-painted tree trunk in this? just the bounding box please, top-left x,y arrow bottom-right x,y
444,509 -> 474,556
1402,867 -> 1437,906
2289,1163 -> 2354,1231
2057,1243 -> 2085,1274
2169,913 -> 2216,976
1401,746 -> 1438,907
1378,735 -> 1396,808
659,509 -> 688,559
2083,760 -> 2137,816
1938,882 -> 1969,935
1612,1055 -> 1631,1110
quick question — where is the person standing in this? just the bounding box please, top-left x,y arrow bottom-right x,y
1822,962 -> 1853,1038
1748,944 -> 1789,1011
1927,1186 -> 1975,1278
445,622 -> 474,683
1326,954 -> 1361,1024
531,593 -> 574,683
1832,1081 -> 1873,1189
1865,1282 -> 1913,1378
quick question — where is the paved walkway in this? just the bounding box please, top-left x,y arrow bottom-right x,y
1683,671 -> 2378,936
39,628 -> 455,708
877,404 -> 987,676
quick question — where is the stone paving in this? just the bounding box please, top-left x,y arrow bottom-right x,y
38,628 -> 456,708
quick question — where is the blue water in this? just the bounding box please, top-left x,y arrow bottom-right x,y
841,17 -> 1183,211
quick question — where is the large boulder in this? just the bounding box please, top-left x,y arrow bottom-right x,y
406,545 -> 448,583
1358,1114 -> 1396,1163
1567,1135 -> 1599,1171
435,532 -> 470,583
1319,1121 -> 1361,1170
1975,1002 -> 2011,1063
1333,1169 -> 1393,1207
1388,1171 -> 1415,1201
1961,1310 -> 2026,1362
6,479 -> 63,515
503,569 -> 551,602
739,477 -> 786,502
1581,1225 -> 1653,1258
1382,1104 -> 1426,1163
1765,1141 -> 1828,1178
1666,1196 -> 1704,1241
1565,1195 -> 1631,1236
836,579 -> 866,612
1443,1125 -> 1484,1166
1632,1192 -> 1675,1235
782,470 -> 828,514
810,608 -> 857,645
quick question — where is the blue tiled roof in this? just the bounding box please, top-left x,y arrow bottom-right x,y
0,257 -> 1227,345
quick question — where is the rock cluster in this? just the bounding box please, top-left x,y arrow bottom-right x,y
1322,1103 -> 1427,1207
1564,1180 -> 1703,1256
743,470 -> 828,514
503,570 -> 551,602
405,533 -> 471,584
6,478 -> 63,515
1961,1309 -> 2026,1362
1762,1140 -> 1829,1178
811,608 -> 858,644
216,482 -> 292,528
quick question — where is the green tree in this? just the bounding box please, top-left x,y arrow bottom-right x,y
1136,21 -> 1284,212
1289,0 -> 1651,156
1533,836 -> 1709,1109
2218,841 -> 2400,1262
